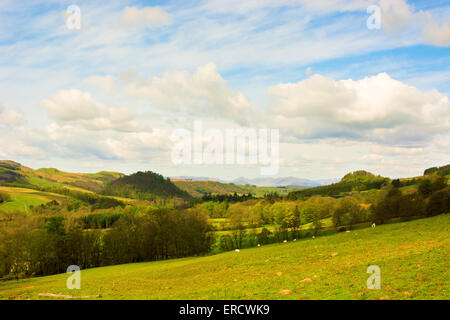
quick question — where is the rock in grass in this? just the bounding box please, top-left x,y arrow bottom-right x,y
279,290 -> 292,295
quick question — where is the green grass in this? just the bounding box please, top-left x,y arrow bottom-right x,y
173,180 -> 304,198
1,214 -> 448,300
212,217 -> 333,236
0,186 -> 67,212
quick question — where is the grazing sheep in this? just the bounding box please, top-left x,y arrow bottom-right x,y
257,244 -> 261,247
293,239 -> 297,242
283,240 -> 287,243
371,223 -> 376,228
312,236 -> 315,239
235,249 -> 240,252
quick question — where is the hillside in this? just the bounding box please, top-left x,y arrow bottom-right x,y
0,186 -> 69,212
424,164 -> 450,177
0,160 -> 123,193
173,179 -> 305,198
104,171 -> 190,200
1,214 -> 448,300
288,170 -> 389,199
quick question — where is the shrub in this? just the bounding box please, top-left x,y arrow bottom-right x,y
0,192 -> 10,203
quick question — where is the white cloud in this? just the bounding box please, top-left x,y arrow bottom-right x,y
371,145 -> 424,155
124,63 -> 251,124
0,110 -> 23,126
268,72 -> 450,144
423,19 -> 450,47
40,89 -> 140,132
103,130 -> 170,160
380,0 -> 450,47
0,102 -> 23,126
84,75 -> 115,94
120,6 -> 172,29
202,0 -> 371,14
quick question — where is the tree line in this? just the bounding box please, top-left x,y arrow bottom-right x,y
0,208 -> 214,279
372,176 -> 449,223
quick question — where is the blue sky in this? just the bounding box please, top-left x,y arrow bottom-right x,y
0,0 -> 449,180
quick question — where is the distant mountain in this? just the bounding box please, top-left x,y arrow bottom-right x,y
170,176 -> 227,183
231,176 -> 334,187
170,175 -> 337,187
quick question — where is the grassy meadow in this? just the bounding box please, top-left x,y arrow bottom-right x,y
1,213 -> 448,300
0,186 -> 68,213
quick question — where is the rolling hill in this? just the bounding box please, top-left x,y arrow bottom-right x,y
287,170 -> 390,199
172,179 -> 305,198
0,160 -> 123,192
103,171 -> 191,200
1,214 -> 448,300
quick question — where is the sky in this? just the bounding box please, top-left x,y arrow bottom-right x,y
0,0 -> 449,180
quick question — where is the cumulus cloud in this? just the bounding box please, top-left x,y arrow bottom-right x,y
371,145 -> 424,156
103,130 -> 170,160
40,89 -> 140,132
0,102 -> 23,126
120,6 -> 172,29
84,75 -> 115,94
124,63 -> 251,124
380,0 -> 450,46
423,19 -> 450,47
268,72 -> 450,144
0,110 -> 23,126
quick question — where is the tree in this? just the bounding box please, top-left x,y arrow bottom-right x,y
283,207 -> 300,234
373,187 -> 402,224
426,187 -> 450,216
332,197 -> 364,229
398,193 -> 425,219
392,179 -> 401,188
419,179 -> 433,197
312,215 -> 322,236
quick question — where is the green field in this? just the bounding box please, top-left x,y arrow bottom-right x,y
173,179 -> 304,198
1,214 -> 448,300
0,186 -> 68,212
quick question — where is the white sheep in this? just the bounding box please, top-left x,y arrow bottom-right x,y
283,240 -> 287,243
235,249 -> 240,252
293,239 -> 297,242
371,223 -> 376,228
312,236 -> 315,239
257,244 -> 261,247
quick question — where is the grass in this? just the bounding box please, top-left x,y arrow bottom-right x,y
173,180 -> 304,198
1,214 -> 448,300
0,186 -> 68,212
212,217 -> 333,236
0,161 -> 123,194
